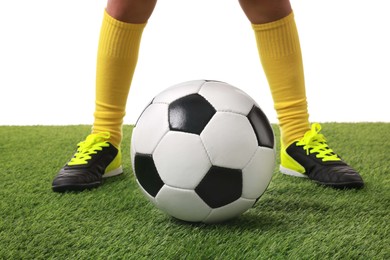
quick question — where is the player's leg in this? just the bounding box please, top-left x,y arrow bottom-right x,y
239,0 -> 364,188
106,0 -> 157,23
94,0 -> 157,147
52,0 -> 158,192
239,0 -> 308,147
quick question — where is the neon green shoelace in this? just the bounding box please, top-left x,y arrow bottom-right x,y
296,123 -> 341,162
68,132 -> 111,165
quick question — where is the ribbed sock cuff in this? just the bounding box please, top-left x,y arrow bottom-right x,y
98,10 -> 146,59
252,12 -> 300,58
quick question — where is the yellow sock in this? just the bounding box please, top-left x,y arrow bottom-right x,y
252,12 -> 310,147
92,11 -> 146,147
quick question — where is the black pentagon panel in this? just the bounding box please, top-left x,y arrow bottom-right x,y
134,153 -> 164,197
195,166 -> 242,208
247,105 -> 274,148
168,94 -> 216,135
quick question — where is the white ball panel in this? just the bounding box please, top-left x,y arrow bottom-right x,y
203,197 -> 256,223
155,185 -> 212,222
132,103 -> 169,154
199,81 -> 255,115
200,112 -> 258,169
242,147 -> 275,199
153,80 -> 206,104
153,131 -> 212,189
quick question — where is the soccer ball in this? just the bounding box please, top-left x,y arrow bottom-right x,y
131,80 -> 275,223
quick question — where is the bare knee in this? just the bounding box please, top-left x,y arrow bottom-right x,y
238,0 -> 292,24
106,0 -> 158,23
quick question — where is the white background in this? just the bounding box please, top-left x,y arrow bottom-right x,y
1,0 -> 389,125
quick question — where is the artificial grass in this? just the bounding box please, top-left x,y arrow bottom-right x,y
0,123 -> 389,259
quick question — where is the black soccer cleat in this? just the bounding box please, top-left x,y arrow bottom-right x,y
52,132 -> 122,192
280,123 -> 364,189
